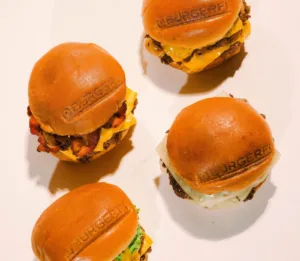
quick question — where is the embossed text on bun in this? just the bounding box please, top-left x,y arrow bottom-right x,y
65,204 -> 129,261
200,144 -> 273,182
63,78 -> 122,122
156,1 -> 230,29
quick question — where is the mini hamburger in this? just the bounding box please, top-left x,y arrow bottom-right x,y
157,95 -> 279,209
143,0 -> 251,73
28,42 -> 137,163
31,182 -> 153,261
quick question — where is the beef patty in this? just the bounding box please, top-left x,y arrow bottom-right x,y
161,160 -> 191,199
140,247 -> 152,261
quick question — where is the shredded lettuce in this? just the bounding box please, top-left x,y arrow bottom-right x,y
133,205 -> 140,214
115,226 -> 143,261
128,226 -> 143,253
115,207 -> 143,261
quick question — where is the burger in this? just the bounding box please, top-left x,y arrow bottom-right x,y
157,95 -> 280,209
31,182 -> 153,261
142,0 -> 251,73
28,42 -> 137,163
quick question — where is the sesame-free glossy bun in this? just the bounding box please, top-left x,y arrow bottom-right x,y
167,97 -> 275,194
143,0 -> 243,49
31,183 -> 138,261
28,42 -> 126,136
143,0 -> 242,49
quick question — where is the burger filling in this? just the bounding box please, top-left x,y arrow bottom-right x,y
28,88 -> 137,162
157,135 -> 280,209
145,1 -> 251,73
115,209 -> 152,261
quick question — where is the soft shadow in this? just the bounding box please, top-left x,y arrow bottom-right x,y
180,48 -> 247,94
48,128 -> 134,194
140,33 -> 149,75
27,133 -> 59,188
158,172 -> 276,240
140,33 -> 247,94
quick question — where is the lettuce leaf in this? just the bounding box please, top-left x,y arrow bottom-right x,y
115,225 -> 143,260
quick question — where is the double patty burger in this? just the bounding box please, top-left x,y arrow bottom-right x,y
157,95 -> 280,209
31,182 -> 153,261
28,42 -> 137,163
143,0 -> 251,73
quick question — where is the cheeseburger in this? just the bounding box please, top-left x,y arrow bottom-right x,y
31,182 -> 153,261
143,0 -> 251,73
28,42 -> 137,163
157,95 -> 279,209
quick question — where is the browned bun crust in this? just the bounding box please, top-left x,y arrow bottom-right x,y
51,129 -> 129,162
143,0 -> 242,49
167,97 -> 275,194
31,182 -> 138,261
28,42 -> 126,136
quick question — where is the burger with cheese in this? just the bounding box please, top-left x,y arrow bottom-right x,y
157,95 -> 279,209
143,0 -> 251,73
28,42 -> 137,163
31,182 -> 153,261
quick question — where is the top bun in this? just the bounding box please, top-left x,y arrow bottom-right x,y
28,42 -> 126,136
143,0 -> 242,49
31,183 -> 138,261
167,97 -> 275,194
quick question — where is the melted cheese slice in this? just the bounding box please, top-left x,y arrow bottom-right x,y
94,88 -> 137,152
121,249 -> 139,261
59,88 -> 137,161
157,18 -> 250,73
140,233 -> 153,256
120,231 -> 153,261
182,21 -> 251,73
162,18 -> 246,62
59,148 -> 77,161
226,18 -> 244,37
162,45 -> 194,63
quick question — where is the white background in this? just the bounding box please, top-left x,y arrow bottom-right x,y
1,0 -> 299,260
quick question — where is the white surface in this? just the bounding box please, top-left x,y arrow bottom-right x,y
1,0 -> 299,260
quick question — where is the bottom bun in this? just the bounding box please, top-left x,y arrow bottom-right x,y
51,129 -> 129,163
203,42 -> 244,71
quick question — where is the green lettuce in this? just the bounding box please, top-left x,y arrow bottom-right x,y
128,226 -> 143,253
115,207 -> 143,261
115,226 -> 143,261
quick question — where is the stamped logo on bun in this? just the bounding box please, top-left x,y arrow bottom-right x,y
65,204 -> 130,261
63,78 -> 123,122
200,144 -> 273,182
31,183 -> 153,261
156,0 -> 230,29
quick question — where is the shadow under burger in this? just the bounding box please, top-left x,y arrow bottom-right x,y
156,94 -> 280,209
48,127 -> 135,194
